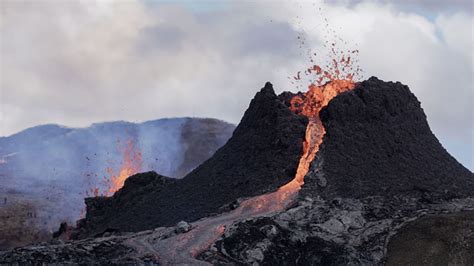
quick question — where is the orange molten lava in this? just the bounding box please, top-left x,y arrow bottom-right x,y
269,79 -> 355,209
231,79 -> 356,216
155,18 -> 363,263
105,138 -> 142,196
161,79 -> 358,262
287,80 -> 354,183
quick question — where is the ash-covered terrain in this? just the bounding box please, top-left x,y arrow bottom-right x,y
1,78 -> 472,265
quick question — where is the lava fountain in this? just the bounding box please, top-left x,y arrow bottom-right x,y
104,138 -> 142,196
86,138 -> 142,198
130,17 -> 361,261
151,55 -> 358,264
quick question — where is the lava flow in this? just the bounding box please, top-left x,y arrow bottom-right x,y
234,81 -> 356,214
128,18 -> 361,261
148,56 -> 358,264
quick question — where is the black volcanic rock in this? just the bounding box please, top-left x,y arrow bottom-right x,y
175,118 -> 236,177
78,82 -> 308,237
2,78 -> 473,265
386,212 -> 474,265
200,197 -> 474,265
301,77 -> 473,201
199,78 -> 474,265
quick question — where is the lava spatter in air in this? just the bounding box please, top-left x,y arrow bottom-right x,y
85,138 -> 142,198
153,69 -> 358,265
104,138 -> 142,196
151,79 -> 357,264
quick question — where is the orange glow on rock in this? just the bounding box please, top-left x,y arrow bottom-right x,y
228,80 -> 356,216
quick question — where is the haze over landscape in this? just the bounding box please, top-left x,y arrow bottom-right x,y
1,0 -> 472,169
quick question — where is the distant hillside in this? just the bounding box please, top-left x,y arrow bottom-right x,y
0,117 -> 234,249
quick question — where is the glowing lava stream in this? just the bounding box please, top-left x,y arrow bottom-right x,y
128,18 -> 360,263
137,80 -> 355,264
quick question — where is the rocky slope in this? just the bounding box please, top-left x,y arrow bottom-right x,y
77,82 -> 308,238
199,197 -> 474,265
1,78 -> 472,264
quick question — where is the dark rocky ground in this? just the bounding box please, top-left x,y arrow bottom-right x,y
77,82 -> 308,238
199,197 -> 474,265
386,211 -> 474,265
1,78 -> 473,264
3,197 -> 472,265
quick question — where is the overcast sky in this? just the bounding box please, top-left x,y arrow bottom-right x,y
1,0 -> 473,169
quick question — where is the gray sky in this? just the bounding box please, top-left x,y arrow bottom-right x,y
1,0 -> 473,169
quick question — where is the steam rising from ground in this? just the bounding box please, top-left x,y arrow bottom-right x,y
0,118 -> 234,247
